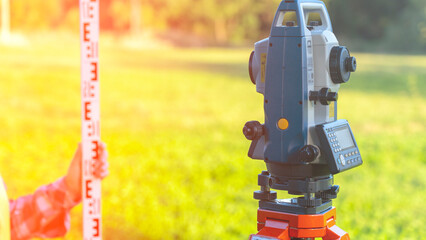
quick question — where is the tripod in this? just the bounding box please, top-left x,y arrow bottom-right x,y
249,171 -> 349,240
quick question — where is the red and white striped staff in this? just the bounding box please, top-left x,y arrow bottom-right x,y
80,0 -> 102,239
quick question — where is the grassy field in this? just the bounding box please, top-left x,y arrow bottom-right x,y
0,39 -> 425,239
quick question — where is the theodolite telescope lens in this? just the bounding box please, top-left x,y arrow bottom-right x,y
248,51 -> 256,85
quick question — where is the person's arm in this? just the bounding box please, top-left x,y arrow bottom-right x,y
9,143 -> 109,240
9,177 -> 80,239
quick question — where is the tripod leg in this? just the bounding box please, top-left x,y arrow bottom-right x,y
323,225 -> 350,240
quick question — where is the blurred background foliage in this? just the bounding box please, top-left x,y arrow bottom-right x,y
1,0 -> 425,52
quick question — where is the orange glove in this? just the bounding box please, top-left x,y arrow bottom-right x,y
64,142 -> 109,201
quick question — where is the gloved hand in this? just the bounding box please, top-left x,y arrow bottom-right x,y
64,142 -> 109,201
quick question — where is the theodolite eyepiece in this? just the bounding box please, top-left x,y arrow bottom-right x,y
330,46 -> 357,83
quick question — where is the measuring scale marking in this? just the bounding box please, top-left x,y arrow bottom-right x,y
80,0 -> 102,239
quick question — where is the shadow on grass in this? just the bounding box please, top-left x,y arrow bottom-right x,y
104,227 -> 152,240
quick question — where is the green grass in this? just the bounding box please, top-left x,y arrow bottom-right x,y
0,40 -> 425,239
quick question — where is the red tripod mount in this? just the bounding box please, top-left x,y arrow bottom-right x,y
250,207 -> 349,240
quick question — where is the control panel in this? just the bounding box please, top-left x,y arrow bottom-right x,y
316,119 -> 362,174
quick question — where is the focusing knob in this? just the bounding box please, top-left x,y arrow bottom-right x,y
243,121 -> 264,140
329,46 -> 356,84
299,145 -> 320,163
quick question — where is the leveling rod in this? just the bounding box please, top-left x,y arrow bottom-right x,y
80,0 -> 102,239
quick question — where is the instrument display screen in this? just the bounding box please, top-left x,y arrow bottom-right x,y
316,119 -> 362,174
335,126 -> 355,150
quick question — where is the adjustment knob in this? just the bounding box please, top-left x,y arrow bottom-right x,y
326,91 -> 338,102
330,185 -> 340,195
299,145 -> 320,163
243,121 -> 264,140
309,88 -> 338,105
297,197 -> 322,207
320,185 -> 340,200
253,190 -> 277,201
329,46 -> 356,84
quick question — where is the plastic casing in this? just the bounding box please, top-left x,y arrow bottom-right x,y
250,0 -> 342,166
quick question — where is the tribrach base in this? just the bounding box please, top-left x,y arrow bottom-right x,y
259,199 -> 332,215
250,207 -> 349,240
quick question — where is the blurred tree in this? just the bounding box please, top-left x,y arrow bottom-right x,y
140,0 -> 280,45
1,0 -> 11,40
108,0 -> 130,33
54,0 -> 78,28
383,0 -> 426,52
130,0 -> 142,35
10,0 -> 60,30
328,0 -> 425,52
328,0 -> 409,39
2,0 -> 425,52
